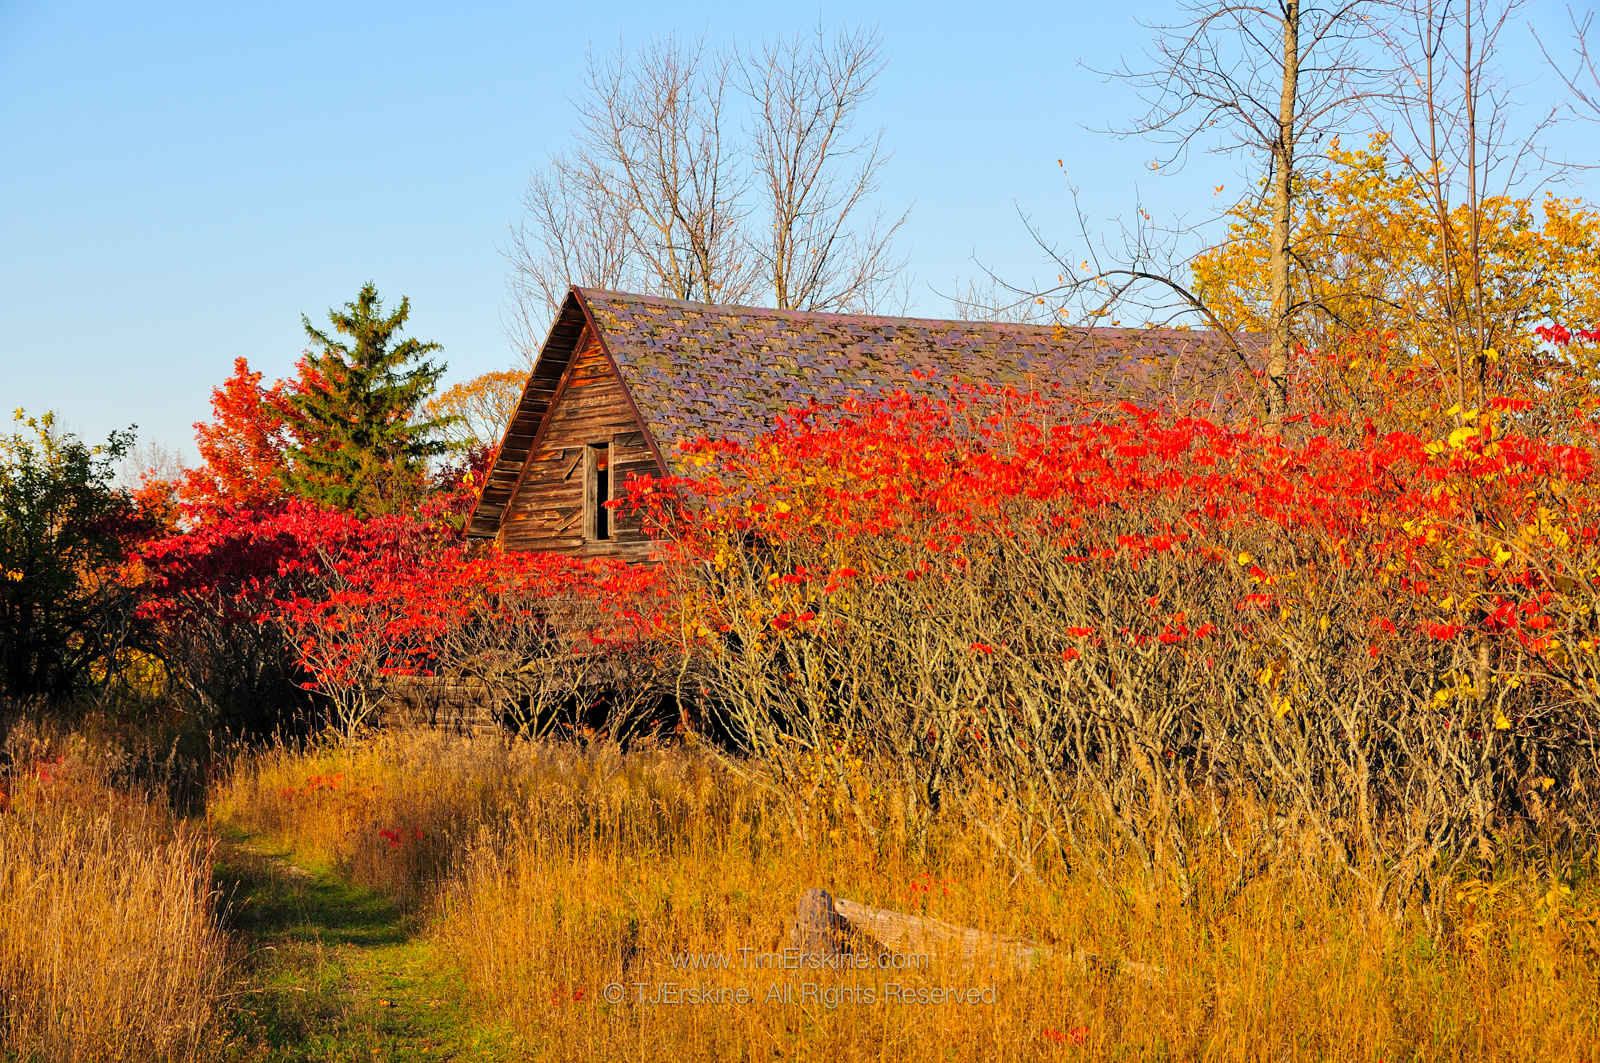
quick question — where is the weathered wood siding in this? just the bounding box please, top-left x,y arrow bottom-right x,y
498,324 -> 661,558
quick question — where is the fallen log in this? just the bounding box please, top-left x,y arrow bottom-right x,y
789,888 -> 1162,981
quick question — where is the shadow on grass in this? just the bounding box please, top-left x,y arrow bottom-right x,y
214,837 -> 412,949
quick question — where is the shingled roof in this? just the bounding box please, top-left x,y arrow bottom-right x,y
467,287 -> 1255,538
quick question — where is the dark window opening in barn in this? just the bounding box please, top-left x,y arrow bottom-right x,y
584,441 -> 611,542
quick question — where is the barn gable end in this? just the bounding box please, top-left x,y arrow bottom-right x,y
490,314 -> 663,559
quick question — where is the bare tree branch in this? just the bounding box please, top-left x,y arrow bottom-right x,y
741,26 -> 907,312
1010,187 -> 1269,408
1536,6 -> 1600,131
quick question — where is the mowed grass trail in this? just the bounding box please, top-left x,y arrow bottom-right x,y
211,830 -> 526,1063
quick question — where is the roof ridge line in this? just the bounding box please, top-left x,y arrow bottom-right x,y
573,286 -> 1226,337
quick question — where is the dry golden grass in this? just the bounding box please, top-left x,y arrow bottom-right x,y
207,728 -> 554,905
218,730 -> 1600,1062
0,727 -> 228,1063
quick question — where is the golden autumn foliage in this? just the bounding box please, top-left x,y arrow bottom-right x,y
1192,135 -> 1600,428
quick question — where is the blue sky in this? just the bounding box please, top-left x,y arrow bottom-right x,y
1,0 -> 1591,463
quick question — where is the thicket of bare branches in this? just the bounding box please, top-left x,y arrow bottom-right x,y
507,159 -> 633,361
507,28 -> 904,359
939,277 -> 1055,324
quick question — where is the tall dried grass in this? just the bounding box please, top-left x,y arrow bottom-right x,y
209,728 -> 559,905
0,725 -> 227,1063
220,730 -> 1600,1062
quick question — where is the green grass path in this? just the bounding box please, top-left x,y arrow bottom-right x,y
211,832 -> 529,1062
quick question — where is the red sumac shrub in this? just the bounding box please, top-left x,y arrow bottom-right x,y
629,384 -> 1600,888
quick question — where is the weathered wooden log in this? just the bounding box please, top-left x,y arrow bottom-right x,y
791,889 -> 1162,981
831,896 -> 1048,969
788,888 -> 866,959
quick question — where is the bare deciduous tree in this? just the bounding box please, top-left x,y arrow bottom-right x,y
116,438 -> 184,493
507,28 -> 906,352
508,36 -> 754,365
507,154 -> 633,365
1013,2 -> 1383,425
582,37 -> 755,306
742,27 -> 906,312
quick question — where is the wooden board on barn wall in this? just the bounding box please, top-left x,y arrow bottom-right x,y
499,323 -> 663,559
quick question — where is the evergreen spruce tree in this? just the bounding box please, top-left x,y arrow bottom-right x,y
283,282 -> 454,515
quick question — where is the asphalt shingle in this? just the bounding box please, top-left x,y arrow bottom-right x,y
580,289 -> 1252,474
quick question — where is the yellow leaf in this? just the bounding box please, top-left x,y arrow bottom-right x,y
1494,711 -> 1511,731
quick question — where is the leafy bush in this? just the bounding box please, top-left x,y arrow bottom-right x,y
0,411 -> 141,702
137,499 -> 672,738
133,501 -> 425,735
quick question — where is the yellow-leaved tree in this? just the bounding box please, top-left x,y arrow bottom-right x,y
1191,134 -> 1600,430
423,369 -> 526,453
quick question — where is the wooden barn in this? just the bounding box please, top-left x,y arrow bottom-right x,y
466,287 -> 1246,556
